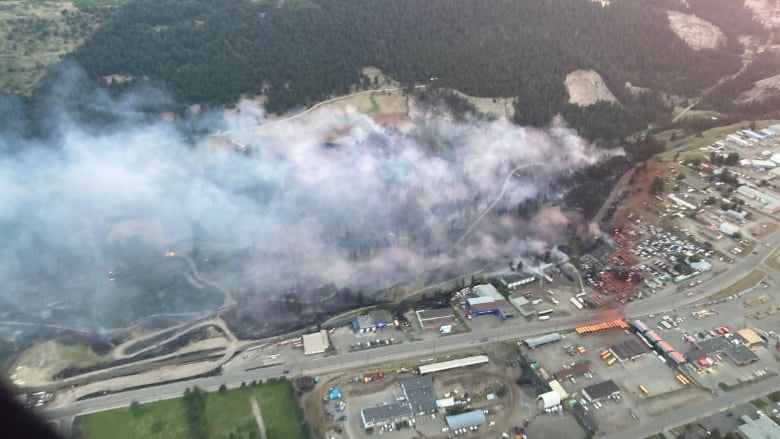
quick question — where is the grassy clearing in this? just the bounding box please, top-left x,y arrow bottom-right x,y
703,269 -> 765,301
76,380 -> 309,439
0,1 -> 121,93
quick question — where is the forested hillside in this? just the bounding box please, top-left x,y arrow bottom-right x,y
43,0 -> 766,133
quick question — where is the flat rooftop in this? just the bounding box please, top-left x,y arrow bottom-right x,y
610,339 -> 649,361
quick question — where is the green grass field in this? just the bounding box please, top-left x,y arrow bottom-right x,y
76,380 -> 309,439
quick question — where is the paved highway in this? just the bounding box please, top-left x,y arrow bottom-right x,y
40,225 -> 780,438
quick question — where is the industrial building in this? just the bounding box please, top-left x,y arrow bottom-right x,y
726,209 -> 747,223
609,339 -> 649,361
445,410 -> 486,431
699,226 -> 724,241
401,376 -> 438,415
524,333 -> 562,349
688,335 -> 758,366
736,414 -> 780,439
739,159 -> 776,169
417,355 -> 489,375
466,296 -> 499,316
360,402 -> 413,429
553,361 -> 590,381
302,330 -> 330,355
509,294 -> 536,317
719,222 -> 740,236
548,379 -> 569,400
668,192 -> 700,210
736,185 -> 780,214
689,259 -> 712,273
582,380 -> 620,402
681,176 -> 710,192
537,390 -> 561,409
499,273 -> 538,289
472,283 -> 504,301
415,308 -> 456,330
724,345 -> 759,366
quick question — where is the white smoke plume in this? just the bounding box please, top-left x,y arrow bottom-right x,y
0,68 -> 615,328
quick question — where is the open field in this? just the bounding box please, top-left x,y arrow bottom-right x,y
75,380 -> 308,439
705,269 -> 765,301
0,1 -> 120,93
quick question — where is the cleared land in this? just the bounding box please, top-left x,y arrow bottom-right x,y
563,69 -> 617,106
666,10 -> 725,51
739,73 -> 780,103
0,1 -> 121,93
745,0 -> 780,29
76,380 -> 308,439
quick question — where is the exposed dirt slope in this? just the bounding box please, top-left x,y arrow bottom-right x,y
667,10 -> 726,51
745,0 -> 780,28
564,69 -> 618,106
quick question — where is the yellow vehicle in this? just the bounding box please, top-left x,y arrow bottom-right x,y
676,374 -> 689,385
638,384 -> 649,395
577,346 -> 587,354
606,357 -> 617,366
601,351 -> 612,360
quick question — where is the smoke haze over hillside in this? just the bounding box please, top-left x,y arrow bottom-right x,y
0,67 -> 614,328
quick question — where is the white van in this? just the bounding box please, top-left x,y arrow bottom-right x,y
539,315 -> 551,321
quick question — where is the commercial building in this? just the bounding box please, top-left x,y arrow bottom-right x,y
361,402 -> 413,429
401,376 -> 437,415
417,355 -> 489,375
736,414 -> 780,439
446,410 -> 486,431
302,330 -> 330,355
582,380 -> 620,402
500,273 -> 538,289
353,309 -> 393,332
415,308 -> 456,330
736,328 -> 763,347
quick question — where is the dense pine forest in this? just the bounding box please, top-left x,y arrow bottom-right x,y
12,0 -> 774,140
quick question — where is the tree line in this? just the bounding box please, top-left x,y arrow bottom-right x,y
47,0 -> 760,133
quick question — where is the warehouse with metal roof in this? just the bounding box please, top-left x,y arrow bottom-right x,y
537,390 -> 561,409
446,410 -> 486,430
524,333 -> 562,349
417,355 -> 489,375
582,380 -> 620,402
360,402 -> 413,428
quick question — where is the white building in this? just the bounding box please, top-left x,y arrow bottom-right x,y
302,330 -> 330,355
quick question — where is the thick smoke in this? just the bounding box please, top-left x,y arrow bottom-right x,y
0,68 -> 614,328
